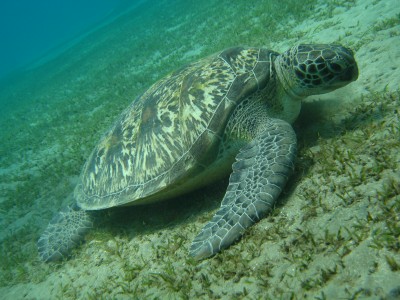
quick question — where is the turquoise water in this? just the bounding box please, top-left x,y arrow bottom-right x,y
0,0 -> 399,298
0,0 -> 136,80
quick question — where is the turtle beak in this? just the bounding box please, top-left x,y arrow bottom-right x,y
338,47 -> 359,82
325,45 -> 358,88
332,62 -> 358,87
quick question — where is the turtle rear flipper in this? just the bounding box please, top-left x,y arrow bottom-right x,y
37,205 -> 93,262
190,118 -> 296,260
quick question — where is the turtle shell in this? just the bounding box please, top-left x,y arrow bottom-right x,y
75,47 -> 278,210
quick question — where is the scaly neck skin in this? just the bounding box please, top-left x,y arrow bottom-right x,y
273,55 -> 303,124
275,83 -> 302,124
224,60 -> 304,144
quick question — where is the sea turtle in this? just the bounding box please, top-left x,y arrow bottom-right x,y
38,44 -> 358,262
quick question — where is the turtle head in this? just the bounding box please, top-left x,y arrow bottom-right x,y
275,44 -> 358,98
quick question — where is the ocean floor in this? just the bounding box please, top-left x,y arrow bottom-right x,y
0,0 -> 399,299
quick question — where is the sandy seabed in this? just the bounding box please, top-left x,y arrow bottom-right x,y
0,0 -> 399,299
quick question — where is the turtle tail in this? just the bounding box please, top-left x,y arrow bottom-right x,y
37,204 -> 93,262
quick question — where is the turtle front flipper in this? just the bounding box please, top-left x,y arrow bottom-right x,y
190,118 -> 296,260
37,204 -> 93,262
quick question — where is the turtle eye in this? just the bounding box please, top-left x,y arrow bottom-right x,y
328,62 -> 343,73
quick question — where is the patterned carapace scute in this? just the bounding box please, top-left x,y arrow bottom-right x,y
75,47 -> 277,210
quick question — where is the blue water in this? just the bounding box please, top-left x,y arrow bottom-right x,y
0,0 -> 135,80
